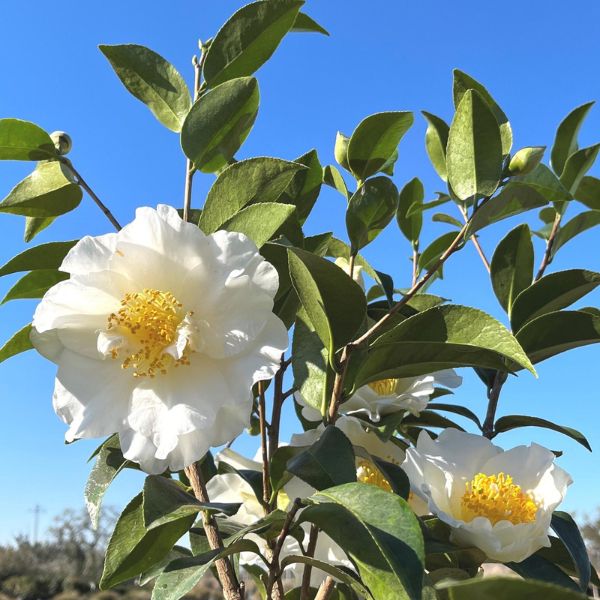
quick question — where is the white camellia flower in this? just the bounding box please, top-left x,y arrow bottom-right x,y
403,428 -> 572,562
30,205 -> 288,474
296,369 -> 462,423
334,256 -> 365,288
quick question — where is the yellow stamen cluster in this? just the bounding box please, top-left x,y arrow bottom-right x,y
461,472 -> 539,525
356,458 -> 392,492
368,378 -> 398,396
107,288 -> 190,378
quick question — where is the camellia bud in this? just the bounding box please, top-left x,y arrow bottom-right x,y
507,146 -> 545,176
334,131 -> 351,171
50,131 -> 73,156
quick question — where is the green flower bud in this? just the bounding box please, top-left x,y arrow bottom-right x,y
508,146 -> 545,176
50,131 -> 73,156
334,131 -> 350,171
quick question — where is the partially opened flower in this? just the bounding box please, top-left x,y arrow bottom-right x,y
403,429 -> 572,562
31,205 -> 288,474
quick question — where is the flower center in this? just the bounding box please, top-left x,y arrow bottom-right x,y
356,458 -> 392,492
107,288 -> 191,378
461,472 -> 539,525
368,378 -> 397,396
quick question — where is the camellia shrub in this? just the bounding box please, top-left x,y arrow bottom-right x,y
1,2 -> 599,599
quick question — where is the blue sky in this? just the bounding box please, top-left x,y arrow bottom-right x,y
1,0 -> 600,542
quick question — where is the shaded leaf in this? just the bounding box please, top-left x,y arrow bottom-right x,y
551,101 -> 594,176
0,118 -> 57,161
279,149 -> 323,223
418,232 -> 458,273
422,111 -> 449,181
560,143 -> 600,195
397,178 -> 424,244
24,216 -> 54,243
507,553 -> 580,592
551,511 -> 591,591
323,164 -> 350,199
1,269 -> 68,304
0,323 -> 33,364
291,12 -> 329,35
574,175 -> 600,209
552,211 -> 600,256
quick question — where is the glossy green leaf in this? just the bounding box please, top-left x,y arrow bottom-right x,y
551,101 -> 594,176
427,403 -> 482,430
278,149 -> 323,223
287,426 -> 356,490
490,224 -> 533,315
288,248 -> 366,356
574,175 -> 600,209
551,511 -> 591,591
422,111 -> 449,181
559,143 -> 600,195
516,310 -> 600,364
511,269 -> 600,332
347,111 -> 414,181
100,493 -> 195,589
447,90 -> 503,201
291,11 -> 329,35
406,193 -> 452,217
0,118 -> 57,161
453,69 -> 512,155
85,435 -> 131,529
515,164 -> 571,203
397,177 -> 424,244
323,164 -> 350,199
418,232 -> 458,273
1,269 -> 68,304
468,182 -> 549,235
99,44 -> 191,132
203,0 -> 303,86
507,553 -> 580,592
432,213 -> 462,228
346,176 -> 399,251
494,415 -> 590,451
301,483 -> 424,600
552,210 -> 600,256
181,76 -> 259,173
507,146 -> 545,176
0,240 -> 77,277
24,216 -> 54,242
0,161 -> 82,217
438,577 -> 588,599
0,323 -> 33,364
355,305 -> 535,387
200,156 -> 304,233
538,537 -> 600,588
221,202 -> 296,248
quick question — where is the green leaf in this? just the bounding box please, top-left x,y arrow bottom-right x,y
203,0 -> 303,87
85,435 -> 131,529
99,44 -> 191,132
432,213 -> 462,228
1,269 -> 68,304
406,193 -> 452,217
468,182 -> 549,235
559,143 -> 600,195
221,202 -> 296,248
552,210 -> 600,256
422,111 -> 449,181
355,305 -> 536,387
453,69 -> 512,155
278,149 -> 323,223
0,161 -> 82,218
199,156 -> 304,233
181,77 -> 259,173
538,537 -> 600,588
574,175 -> 600,209
551,101 -> 594,176
438,577 -> 588,599
0,240 -> 77,277
0,323 -> 33,364
494,415 -> 590,451
288,248 -> 366,357
490,224 -> 533,314
397,178 -> 424,244
24,216 -> 54,242
507,553 -> 581,592
514,164 -> 571,204
152,540 -> 259,600
302,483 -> 424,600
347,111 -> 414,181
291,11 -> 329,35
507,146 -> 546,176
287,426 -> 356,490
346,176 -> 399,251
511,269 -> 600,332
417,232 -> 458,273
516,310 -> 600,364
100,493 -> 195,589
427,403 -> 482,430
0,118 -> 57,161
323,165 -> 350,199
334,131 -> 351,171
446,89 -> 503,201
551,511 -> 591,591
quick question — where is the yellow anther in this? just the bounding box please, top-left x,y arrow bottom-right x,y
368,378 -> 398,396
356,459 -> 392,492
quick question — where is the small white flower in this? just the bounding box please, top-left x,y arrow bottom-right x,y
31,205 -> 288,474
403,429 -> 572,562
296,369 -> 462,423
334,256 -> 365,289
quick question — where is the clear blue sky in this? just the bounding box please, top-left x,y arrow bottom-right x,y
1,0 -> 600,542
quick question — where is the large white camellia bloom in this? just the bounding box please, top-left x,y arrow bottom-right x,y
296,369 -> 462,423
31,205 -> 288,474
403,429 -> 572,562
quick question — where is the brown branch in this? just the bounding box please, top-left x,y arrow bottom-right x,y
411,245 -> 419,287
268,354 -> 287,465
482,371 -> 508,438
535,212 -> 562,281
327,345 -> 353,424
257,381 -> 271,510
459,204 -> 490,273
315,576 -> 336,600
184,463 -> 242,600
300,525 -> 319,600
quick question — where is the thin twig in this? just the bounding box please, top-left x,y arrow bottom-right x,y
62,159 -> 122,231
184,463 -> 242,600
268,354 -> 288,466
482,371 -> 508,438
328,345 -> 352,424
535,212 -> 562,281
411,245 -> 419,287
348,252 -> 356,280
458,204 -> 490,273
257,381 -> 271,510
315,576 -> 336,600
300,525 -> 319,600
